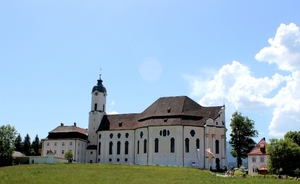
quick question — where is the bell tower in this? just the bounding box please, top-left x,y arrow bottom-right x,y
86,73 -> 107,163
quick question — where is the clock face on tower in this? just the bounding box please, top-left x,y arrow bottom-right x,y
95,92 -> 98,96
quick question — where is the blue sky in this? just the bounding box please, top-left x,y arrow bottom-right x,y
1,1 -> 300,143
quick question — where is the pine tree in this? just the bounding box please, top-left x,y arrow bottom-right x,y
23,134 -> 31,156
14,134 -> 23,152
31,135 -> 40,156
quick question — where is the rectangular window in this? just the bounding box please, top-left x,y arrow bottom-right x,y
62,142 -> 65,146
54,150 -> 56,154
47,142 -> 49,146
62,150 -> 64,154
54,142 -> 57,146
260,157 -> 264,163
78,150 -> 79,154
70,142 -> 72,146
155,139 -> 159,153
252,157 -> 256,163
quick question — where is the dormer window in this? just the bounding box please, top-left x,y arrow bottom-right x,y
167,107 -> 171,113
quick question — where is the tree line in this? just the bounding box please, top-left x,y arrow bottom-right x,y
0,124 -> 42,166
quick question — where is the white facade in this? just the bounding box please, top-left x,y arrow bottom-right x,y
248,154 -> 269,174
85,76 -> 227,169
42,138 -> 87,162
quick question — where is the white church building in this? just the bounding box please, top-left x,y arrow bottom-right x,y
43,74 -> 227,169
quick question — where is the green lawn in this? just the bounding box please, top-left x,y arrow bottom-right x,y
0,164 -> 298,184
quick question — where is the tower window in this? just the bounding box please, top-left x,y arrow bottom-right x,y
94,103 -> 97,111
103,104 -> 105,112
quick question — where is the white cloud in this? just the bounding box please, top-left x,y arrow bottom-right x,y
107,111 -> 119,115
255,23 -> 300,72
186,23 -> 300,137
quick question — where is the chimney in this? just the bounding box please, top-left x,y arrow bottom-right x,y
74,122 -> 77,127
61,123 -> 64,126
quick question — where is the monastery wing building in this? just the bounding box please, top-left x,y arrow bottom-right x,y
43,74 -> 227,169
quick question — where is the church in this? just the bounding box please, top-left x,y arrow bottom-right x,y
42,74 -> 227,169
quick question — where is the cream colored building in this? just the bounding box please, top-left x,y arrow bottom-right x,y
86,75 -> 227,169
42,123 -> 88,163
248,137 -> 269,174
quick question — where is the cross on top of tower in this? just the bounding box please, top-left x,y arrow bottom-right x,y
99,68 -> 102,79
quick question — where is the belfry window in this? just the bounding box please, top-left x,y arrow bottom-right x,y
94,103 -> 97,111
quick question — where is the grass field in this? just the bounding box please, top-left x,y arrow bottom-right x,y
0,164 -> 299,184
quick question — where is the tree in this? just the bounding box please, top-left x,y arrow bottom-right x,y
267,138 -> 300,176
31,135 -> 41,156
64,150 -> 73,163
0,125 -> 17,166
229,111 -> 258,168
284,131 -> 300,146
14,134 -> 23,152
23,134 -> 31,156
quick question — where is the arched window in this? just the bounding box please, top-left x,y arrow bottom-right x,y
170,138 -> 175,153
154,138 -> 159,153
196,138 -> 200,149
215,140 -> 219,154
125,141 -> 129,155
98,142 -> 101,155
137,140 -> 140,154
117,141 -> 121,155
94,103 -> 97,111
144,139 -> 147,153
109,141 -> 113,155
185,138 -> 189,153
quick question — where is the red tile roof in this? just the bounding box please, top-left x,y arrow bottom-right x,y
49,125 -> 88,135
248,137 -> 267,155
98,96 -> 223,131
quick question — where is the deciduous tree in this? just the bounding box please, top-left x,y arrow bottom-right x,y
0,125 -> 17,166
267,138 -> 300,176
284,131 -> 300,146
229,111 -> 258,168
64,150 -> 73,163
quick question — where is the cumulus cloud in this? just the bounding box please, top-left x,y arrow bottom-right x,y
186,23 -> 300,137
